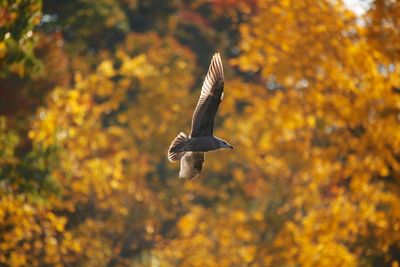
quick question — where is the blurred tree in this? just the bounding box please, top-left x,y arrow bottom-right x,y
42,0 -> 129,52
0,0 -> 42,77
28,32 -> 196,266
366,0 -> 400,61
156,0 -> 400,266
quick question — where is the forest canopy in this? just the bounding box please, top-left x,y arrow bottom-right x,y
1,0 -> 400,266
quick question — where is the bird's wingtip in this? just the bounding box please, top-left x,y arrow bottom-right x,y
210,52 -> 223,78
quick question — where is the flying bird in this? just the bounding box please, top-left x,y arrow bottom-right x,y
168,52 -> 233,180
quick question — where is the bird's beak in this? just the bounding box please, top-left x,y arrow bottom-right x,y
228,144 -> 234,149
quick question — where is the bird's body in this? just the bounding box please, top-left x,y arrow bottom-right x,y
168,52 -> 233,180
171,135 -> 229,153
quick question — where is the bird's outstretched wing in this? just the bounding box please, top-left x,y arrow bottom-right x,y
190,52 -> 224,137
179,152 -> 204,180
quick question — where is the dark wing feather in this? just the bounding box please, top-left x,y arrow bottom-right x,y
190,52 -> 224,137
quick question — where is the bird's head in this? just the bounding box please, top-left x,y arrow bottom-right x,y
217,139 -> 234,149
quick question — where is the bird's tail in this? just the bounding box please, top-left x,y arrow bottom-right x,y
168,132 -> 189,162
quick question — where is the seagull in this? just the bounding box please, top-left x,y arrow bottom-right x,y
167,52 -> 233,180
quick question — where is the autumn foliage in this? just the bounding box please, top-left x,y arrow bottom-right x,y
1,0 -> 400,266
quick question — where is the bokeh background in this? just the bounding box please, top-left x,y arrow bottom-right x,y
1,0 -> 400,266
